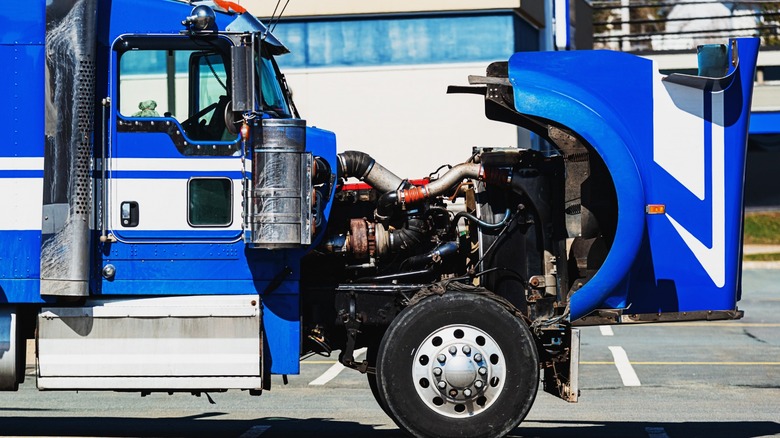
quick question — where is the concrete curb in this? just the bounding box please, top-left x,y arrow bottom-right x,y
743,244 -> 780,255
743,261 -> 780,269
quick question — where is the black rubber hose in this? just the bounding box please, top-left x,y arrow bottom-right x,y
337,151 -> 405,193
450,208 -> 512,234
338,151 -> 374,180
400,241 -> 459,270
312,156 -> 331,185
375,191 -> 398,221
389,217 -> 428,253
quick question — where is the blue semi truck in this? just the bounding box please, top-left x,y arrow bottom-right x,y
0,1 -> 759,437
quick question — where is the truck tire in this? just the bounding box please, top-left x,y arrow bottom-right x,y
376,291 -> 539,438
366,344 -> 390,416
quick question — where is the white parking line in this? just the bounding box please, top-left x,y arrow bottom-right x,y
645,426 -> 670,438
608,346 -> 641,386
599,325 -> 614,336
309,347 -> 367,386
238,425 -> 271,438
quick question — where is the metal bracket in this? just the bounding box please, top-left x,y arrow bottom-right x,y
0,308 -> 21,391
338,294 -> 373,374
540,323 -> 579,403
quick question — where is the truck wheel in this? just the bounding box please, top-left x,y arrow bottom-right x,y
366,344 -> 390,416
376,292 -> 539,438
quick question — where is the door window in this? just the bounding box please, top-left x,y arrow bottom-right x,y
188,178 -> 233,227
117,40 -> 237,143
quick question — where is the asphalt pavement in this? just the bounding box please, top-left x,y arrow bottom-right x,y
1,269 -> 779,438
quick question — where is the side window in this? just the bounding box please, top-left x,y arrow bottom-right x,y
119,50 -> 189,119
258,53 -> 291,117
118,48 -> 235,142
188,178 -> 232,227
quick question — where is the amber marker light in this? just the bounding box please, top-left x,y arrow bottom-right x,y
646,204 -> 666,214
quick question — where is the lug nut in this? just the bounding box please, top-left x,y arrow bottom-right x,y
474,353 -> 483,362
449,346 -> 457,355
462,345 -> 471,355
449,389 -> 458,397
438,381 -> 447,389
438,354 -> 446,363
474,380 -> 484,389
478,366 -> 487,376
433,367 -> 442,376
463,388 -> 472,397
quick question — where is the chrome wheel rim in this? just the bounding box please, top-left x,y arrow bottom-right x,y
411,324 -> 506,418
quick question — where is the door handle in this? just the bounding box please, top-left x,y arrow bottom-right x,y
120,201 -> 139,227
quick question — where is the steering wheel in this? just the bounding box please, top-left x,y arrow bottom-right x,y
181,102 -> 219,140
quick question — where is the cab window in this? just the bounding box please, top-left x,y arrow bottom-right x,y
257,52 -> 291,118
117,37 -> 238,143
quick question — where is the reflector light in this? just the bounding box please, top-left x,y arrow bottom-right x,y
646,204 -> 666,214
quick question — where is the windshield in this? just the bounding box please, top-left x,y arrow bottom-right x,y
257,51 -> 291,118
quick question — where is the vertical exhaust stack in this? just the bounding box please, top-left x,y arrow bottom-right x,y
40,0 -> 98,297
247,119 -> 313,248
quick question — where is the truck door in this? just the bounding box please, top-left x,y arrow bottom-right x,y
101,36 -> 245,294
108,36 -> 242,241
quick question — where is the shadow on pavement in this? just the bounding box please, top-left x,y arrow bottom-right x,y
0,415 -> 404,437
512,420 -> 780,438
2,416 -> 778,437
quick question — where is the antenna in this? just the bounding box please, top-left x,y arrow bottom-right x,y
268,0 -> 291,33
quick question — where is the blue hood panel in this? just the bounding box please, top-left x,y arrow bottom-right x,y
508,38 -> 759,321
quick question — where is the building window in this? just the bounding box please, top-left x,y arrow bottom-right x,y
188,178 -> 232,227
273,13 -> 530,68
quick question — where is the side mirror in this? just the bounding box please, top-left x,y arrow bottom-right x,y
231,45 -> 255,112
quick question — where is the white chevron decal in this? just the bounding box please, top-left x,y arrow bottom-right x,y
654,76 -> 726,287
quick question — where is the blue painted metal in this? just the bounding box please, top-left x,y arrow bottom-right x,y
0,45 -> 46,157
509,50 -> 649,321
509,38 -> 758,321
0,2 -> 45,306
644,39 -> 759,316
0,3 -> 45,45
749,111 -> 780,135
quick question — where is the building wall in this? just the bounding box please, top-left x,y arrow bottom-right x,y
266,12 -> 538,177
239,0 -> 536,21
284,63 -> 518,179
